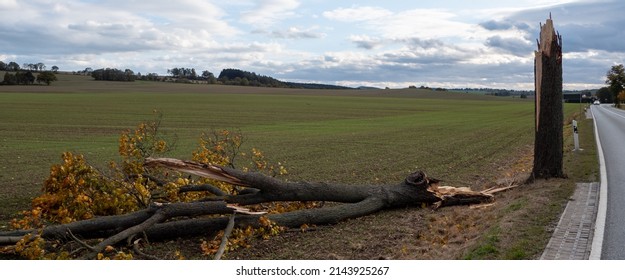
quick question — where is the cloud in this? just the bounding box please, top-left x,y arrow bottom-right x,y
322,6 -> 393,22
0,0 -> 241,56
0,0 -> 17,9
505,0 -> 625,53
240,0 -> 300,27
271,27 -> 326,39
479,20 -> 530,31
1,0 -> 621,90
485,35 -> 534,56
349,35 -> 384,50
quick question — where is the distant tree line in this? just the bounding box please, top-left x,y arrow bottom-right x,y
217,68 -> 284,87
74,67 -> 93,76
0,61 -> 21,71
137,72 -> 160,81
22,62 -> 46,72
1,61 -> 58,73
0,60 -> 58,85
164,67 -> 348,89
167,67 -> 217,83
3,59 -> 349,89
91,68 -> 136,82
284,81 -> 351,90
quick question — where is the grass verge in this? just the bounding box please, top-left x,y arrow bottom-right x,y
462,110 -> 598,260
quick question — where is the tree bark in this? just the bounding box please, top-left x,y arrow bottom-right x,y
532,16 -> 564,179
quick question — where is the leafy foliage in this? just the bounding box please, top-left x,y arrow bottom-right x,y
606,64 -> 625,104
1,71 -> 36,85
36,71 -> 57,85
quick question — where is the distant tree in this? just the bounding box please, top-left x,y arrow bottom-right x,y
201,70 -> 213,79
2,72 -> 17,85
202,70 -> 217,83
141,73 -> 159,81
37,63 -> 46,71
124,69 -> 135,81
167,68 -> 179,78
619,91 -> 625,105
596,87 -> 612,103
168,67 -> 201,80
15,71 -> 35,85
0,61 -> 6,71
7,61 -> 20,71
51,66 -> 59,73
606,64 -> 625,104
240,77 -> 250,86
37,71 -> 57,85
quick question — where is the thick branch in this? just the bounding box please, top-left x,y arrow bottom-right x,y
145,157 -> 492,208
179,184 -> 227,196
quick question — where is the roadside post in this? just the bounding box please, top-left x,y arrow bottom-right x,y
573,120 -> 581,151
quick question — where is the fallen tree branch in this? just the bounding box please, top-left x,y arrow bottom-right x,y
79,201 -> 239,259
214,213 -> 236,260
179,184 -> 227,196
1,157 -> 496,257
66,229 -> 94,251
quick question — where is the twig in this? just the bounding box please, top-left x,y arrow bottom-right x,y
214,213 -> 236,260
80,212 -> 165,260
470,202 -> 496,209
483,184 -> 520,195
132,239 -> 158,260
67,229 -> 94,251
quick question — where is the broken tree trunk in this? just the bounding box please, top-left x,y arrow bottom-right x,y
0,157 -> 501,258
532,15 -> 564,179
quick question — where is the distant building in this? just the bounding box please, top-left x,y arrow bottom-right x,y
563,92 -> 593,103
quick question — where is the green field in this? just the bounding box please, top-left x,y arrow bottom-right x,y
0,74 -> 582,256
0,75 -> 578,221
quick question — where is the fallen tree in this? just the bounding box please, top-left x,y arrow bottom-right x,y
0,156 -> 508,259
0,118 -> 518,259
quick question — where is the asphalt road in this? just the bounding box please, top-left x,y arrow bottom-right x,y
591,104 -> 625,259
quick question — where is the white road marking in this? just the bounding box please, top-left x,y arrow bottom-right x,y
589,106 -> 608,260
600,105 -> 625,120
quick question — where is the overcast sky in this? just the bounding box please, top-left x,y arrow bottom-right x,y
0,0 -> 622,90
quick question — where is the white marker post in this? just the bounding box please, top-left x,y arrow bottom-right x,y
573,120 -> 580,151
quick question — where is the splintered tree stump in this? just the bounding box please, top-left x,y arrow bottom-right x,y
532,15 -> 564,179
